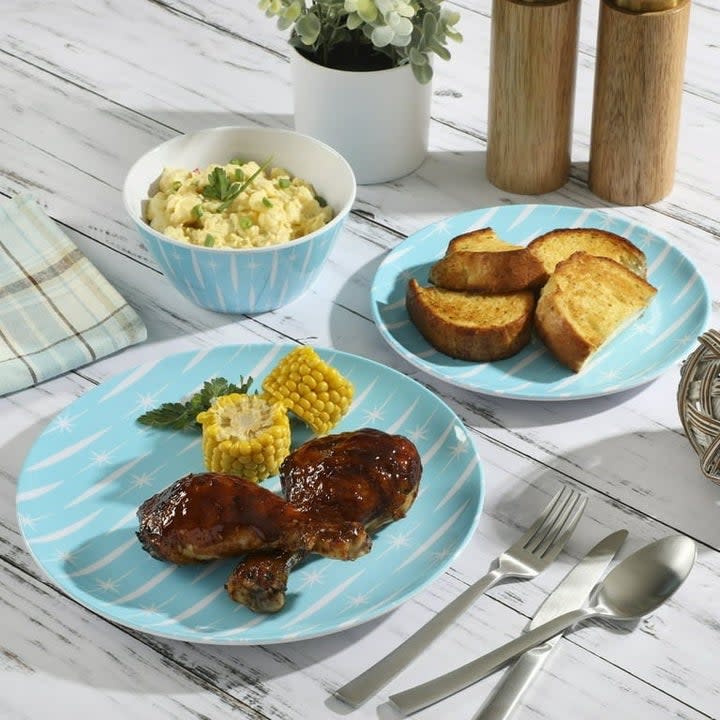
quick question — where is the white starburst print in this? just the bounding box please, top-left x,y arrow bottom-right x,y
53,548 -> 77,565
449,439 -> 469,459
18,514 -> 43,531
363,406 -> 385,423
630,321 -> 654,337
137,392 -> 161,411
388,531 -> 412,550
52,415 -> 74,433
406,426 -> 428,444
431,546 -> 452,564
346,593 -> 370,609
298,566 -> 326,589
96,576 -> 122,593
90,450 -> 114,466
95,569 -> 133,594
131,472 -> 154,489
674,334 -> 693,347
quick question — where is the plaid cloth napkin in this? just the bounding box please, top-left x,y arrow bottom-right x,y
0,194 -> 147,396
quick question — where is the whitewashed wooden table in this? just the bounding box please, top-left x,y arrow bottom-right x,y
2,1 -> 720,719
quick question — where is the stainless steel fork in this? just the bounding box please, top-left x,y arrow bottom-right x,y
334,486 -> 587,708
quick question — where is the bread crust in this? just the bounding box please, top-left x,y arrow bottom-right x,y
430,249 -> 548,292
446,228 -> 506,253
534,289 -> 594,372
430,227 -> 548,292
406,279 -> 535,362
534,252 -> 657,371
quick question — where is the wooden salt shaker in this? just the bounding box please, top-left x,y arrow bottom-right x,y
589,0 -> 691,205
486,0 -> 581,195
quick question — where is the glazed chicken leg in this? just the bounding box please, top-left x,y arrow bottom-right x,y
136,472 -> 370,564
226,428 -> 422,612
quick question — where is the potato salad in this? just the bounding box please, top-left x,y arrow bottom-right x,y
145,159 -> 333,249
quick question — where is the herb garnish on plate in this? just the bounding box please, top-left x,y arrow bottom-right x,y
137,376 -> 253,430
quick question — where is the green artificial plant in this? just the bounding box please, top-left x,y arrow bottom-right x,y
258,0 -> 462,83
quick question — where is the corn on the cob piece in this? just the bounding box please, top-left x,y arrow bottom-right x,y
261,346 -> 353,435
196,393 -> 290,483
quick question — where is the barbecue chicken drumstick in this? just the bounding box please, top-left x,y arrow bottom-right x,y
136,472 -> 370,564
226,428 -> 422,612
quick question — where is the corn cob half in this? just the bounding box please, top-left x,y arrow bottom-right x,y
196,393 -> 290,483
261,346 -> 354,435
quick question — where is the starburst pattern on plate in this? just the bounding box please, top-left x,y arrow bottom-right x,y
370,204 -> 710,401
16,344 -> 484,645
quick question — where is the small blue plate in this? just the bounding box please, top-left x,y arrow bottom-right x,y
16,345 -> 484,644
371,204 -> 711,400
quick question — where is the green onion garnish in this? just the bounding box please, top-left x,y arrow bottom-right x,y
262,197 -> 273,208
278,178 -> 291,189
204,234 -> 215,247
191,204 -> 204,219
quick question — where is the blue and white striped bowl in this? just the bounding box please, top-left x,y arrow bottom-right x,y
371,204 -> 711,400
123,126 -> 356,314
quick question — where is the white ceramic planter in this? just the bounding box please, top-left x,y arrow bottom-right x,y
291,48 -> 431,185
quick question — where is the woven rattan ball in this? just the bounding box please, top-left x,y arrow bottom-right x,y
677,329 -> 720,485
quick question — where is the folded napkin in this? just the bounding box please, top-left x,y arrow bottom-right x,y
0,194 -> 147,396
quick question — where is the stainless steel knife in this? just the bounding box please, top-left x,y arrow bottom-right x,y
390,529 -> 628,717
475,528 -> 628,720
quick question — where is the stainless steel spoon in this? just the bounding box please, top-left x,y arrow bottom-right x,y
390,535 -> 697,716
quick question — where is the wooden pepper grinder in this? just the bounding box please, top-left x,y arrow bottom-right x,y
589,0 -> 691,205
486,0 -> 581,195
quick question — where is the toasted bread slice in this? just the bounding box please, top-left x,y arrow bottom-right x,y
406,278 -> 535,361
431,228 -> 548,292
535,252 -> 657,372
527,228 -> 647,277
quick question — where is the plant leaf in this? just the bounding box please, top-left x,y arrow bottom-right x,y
137,376 -> 254,431
136,402 -> 200,431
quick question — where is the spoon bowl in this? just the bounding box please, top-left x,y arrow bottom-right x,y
389,535 -> 697,716
595,534 -> 697,619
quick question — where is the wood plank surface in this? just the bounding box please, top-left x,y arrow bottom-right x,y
1,0 -> 719,718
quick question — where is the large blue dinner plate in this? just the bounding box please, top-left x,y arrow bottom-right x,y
371,204 -> 711,400
16,345 -> 484,644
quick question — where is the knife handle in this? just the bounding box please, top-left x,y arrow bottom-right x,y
389,608 -> 589,716
474,641 -> 556,720
334,567 -> 505,708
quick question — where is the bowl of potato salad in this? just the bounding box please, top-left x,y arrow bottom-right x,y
123,126 -> 356,314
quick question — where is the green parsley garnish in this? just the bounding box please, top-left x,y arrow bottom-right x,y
201,157 -> 273,212
277,178 -> 291,189
136,377 -> 254,431
202,167 -> 230,202
204,234 -> 215,247
262,197 -> 273,208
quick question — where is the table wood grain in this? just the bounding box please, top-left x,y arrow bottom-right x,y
1,1 -> 719,719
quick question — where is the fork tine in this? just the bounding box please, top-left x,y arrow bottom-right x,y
513,486 -> 569,551
524,488 -> 575,554
530,489 -> 579,555
539,494 -> 588,562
